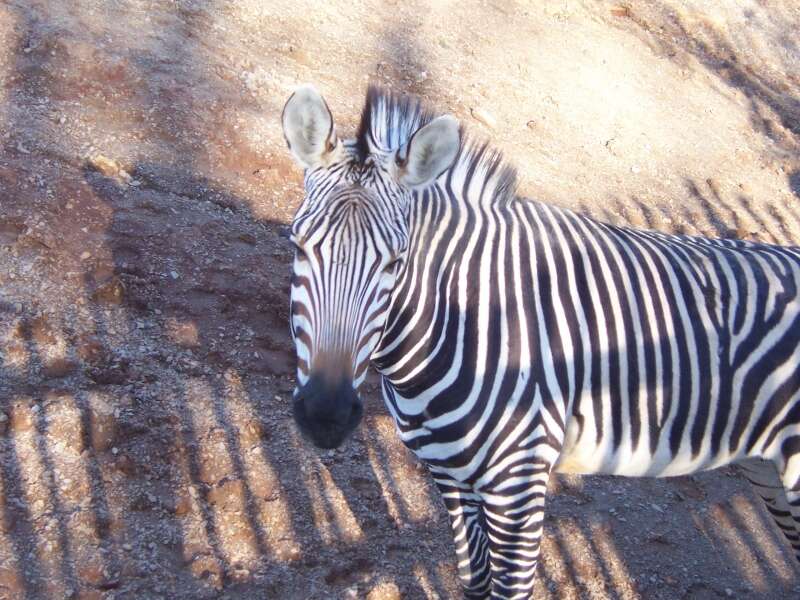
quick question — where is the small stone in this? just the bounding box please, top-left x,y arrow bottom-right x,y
610,5 -> 630,17
170,270 -> 179,279
88,394 -> 117,451
88,154 -> 122,177
367,581 -> 402,600
470,107 -> 497,129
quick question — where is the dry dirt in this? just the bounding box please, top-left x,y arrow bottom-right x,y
0,1 -> 799,599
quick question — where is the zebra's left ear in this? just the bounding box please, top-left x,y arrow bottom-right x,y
396,115 -> 460,188
282,84 -> 339,169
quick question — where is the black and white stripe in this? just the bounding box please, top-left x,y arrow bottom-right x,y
285,86 -> 800,599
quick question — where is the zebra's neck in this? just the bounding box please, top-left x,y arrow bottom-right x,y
371,167 -> 536,411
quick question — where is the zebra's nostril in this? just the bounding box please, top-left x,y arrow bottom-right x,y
295,375 -> 359,425
292,376 -> 363,449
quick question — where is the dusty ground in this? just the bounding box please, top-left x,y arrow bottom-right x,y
0,0 -> 799,599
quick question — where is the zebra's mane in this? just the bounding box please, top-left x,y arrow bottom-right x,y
356,85 -> 518,205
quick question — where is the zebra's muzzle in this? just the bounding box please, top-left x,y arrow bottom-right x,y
292,374 -> 363,449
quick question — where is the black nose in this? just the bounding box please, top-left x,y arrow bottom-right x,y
293,374 -> 363,449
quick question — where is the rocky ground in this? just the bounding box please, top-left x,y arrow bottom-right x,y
0,0 -> 799,599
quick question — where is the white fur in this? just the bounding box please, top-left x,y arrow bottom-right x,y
282,84 -> 338,168
397,115 -> 460,188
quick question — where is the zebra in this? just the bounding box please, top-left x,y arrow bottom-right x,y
281,83 -> 800,599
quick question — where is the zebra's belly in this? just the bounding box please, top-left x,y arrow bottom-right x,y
554,417 -> 739,478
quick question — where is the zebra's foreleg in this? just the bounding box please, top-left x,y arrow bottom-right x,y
481,479 -> 549,600
435,477 -> 492,599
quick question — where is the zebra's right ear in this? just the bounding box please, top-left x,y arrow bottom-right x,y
282,85 -> 339,169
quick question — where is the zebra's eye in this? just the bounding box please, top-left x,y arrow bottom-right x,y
384,257 -> 402,272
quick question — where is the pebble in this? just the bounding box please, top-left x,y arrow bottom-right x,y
367,582 -> 402,600
610,5 -> 630,17
470,107 -> 497,129
89,154 -> 122,177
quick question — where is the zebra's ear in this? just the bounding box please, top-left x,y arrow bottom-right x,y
282,85 -> 339,169
396,115 -> 460,188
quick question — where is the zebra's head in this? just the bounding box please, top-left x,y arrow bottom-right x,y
282,85 -> 460,449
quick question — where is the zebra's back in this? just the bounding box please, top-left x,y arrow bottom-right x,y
525,199 -> 800,477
